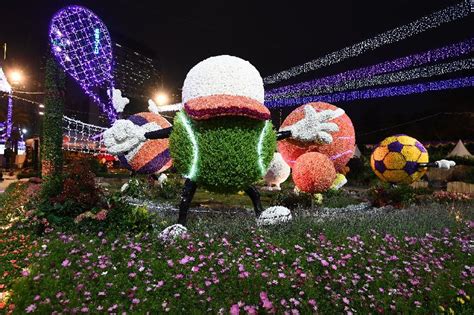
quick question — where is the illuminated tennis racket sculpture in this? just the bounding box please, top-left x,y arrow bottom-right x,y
49,5 -> 118,123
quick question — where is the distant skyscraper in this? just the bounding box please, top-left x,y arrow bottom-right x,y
113,42 -> 160,100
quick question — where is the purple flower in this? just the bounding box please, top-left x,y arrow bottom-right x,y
25,304 -> 37,313
61,259 -> 71,267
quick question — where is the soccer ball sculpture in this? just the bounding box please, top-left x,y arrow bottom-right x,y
104,55 -> 346,238
371,134 -> 456,184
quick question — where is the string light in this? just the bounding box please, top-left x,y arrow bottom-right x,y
266,38 -> 473,97
62,115 -> 107,153
265,76 -> 474,108
263,1 -> 472,85
49,5 -> 117,123
266,59 -> 473,100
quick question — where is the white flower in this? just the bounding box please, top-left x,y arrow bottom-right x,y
158,224 -> 188,242
157,173 -> 168,187
103,120 -> 147,155
257,206 -> 292,226
120,182 -> 129,193
280,105 -> 345,143
182,55 -> 264,104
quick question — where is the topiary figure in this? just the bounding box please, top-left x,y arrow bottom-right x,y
104,55 -> 343,238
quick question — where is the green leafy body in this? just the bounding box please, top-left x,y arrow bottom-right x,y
170,111 -> 276,193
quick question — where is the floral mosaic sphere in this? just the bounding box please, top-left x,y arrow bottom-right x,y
278,102 -> 355,172
292,152 -> 336,193
370,134 -> 429,184
118,112 -> 172,174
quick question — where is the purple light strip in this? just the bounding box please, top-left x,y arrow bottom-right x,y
6,93 -> 13,139
266,38 -> 473,97
265,76 -> 474,108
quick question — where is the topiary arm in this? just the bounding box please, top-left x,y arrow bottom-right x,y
276,130 -> 292,140
419,159 -> 456,169
144,127 -> 173,140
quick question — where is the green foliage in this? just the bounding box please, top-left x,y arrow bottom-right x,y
0,182 -> 29,223
170,112 -> 276,193
8,203 -> 474,314
36,161 -> 105,223
465,167 -> 474,184
105,193 -> 152,232
121,178 -> 151,199
41,57 -> 65,177
368,183 -> 416,208
450,155 -> 474,166
321,189 -> 359,208
271,190 -> 312,210
157,175 -> 183,200
346,156 -> 378,186
85,157 -> 108,175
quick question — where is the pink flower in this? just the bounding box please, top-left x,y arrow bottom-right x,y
132,298 -> 140,304
260,291 -> 273,309
343,297 -> 350,305
61,259 -> 71,267
179,255 -> 195,265
21,268 -> 30,277
191,266 -> 200,272
230,304 -> 240,315
25,304 -> 37,313
278,272 -> 286,279
321,259 -> 329,267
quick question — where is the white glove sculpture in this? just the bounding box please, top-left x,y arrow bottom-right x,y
103,120 -> 147,155
109,88 -> 129,113
434,159 -> 456,170
280,105 -> 345,144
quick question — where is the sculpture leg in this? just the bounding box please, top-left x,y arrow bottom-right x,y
177,178 -> 197,226
245,186 -> 263,218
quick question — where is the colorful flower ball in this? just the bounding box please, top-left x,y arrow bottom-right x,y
292,152 -> 336,193
118,112 -> 172,174
278,102 -> 355,172
370,134 -> 429,184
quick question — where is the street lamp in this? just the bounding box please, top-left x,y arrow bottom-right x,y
9,70 -> 23,85
154,92 -> 170,106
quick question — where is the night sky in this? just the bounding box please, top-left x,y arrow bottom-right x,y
0,0 -> 473,143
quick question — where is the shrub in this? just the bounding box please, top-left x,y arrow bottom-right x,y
368,183 -> 416,208
121,177 -> 151,199
104,193 -> 152,232
157,175 -> 183,200
433,191 -> 472,203
322,189 -> 359,208
271,190 -> 312,210
36,161 -> 105,223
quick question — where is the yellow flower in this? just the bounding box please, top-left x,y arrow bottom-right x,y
438,305 -> 445,312
449,307 -> 455,314
465,295 -> 470,301
456,297 -> 465,304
